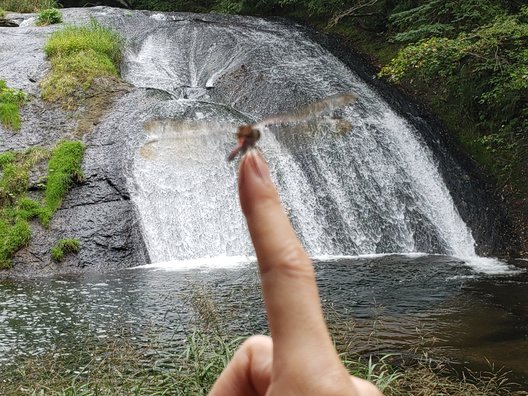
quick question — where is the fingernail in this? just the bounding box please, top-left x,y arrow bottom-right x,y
246,150 -> 271,182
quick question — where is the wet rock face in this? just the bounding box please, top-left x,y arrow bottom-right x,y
0,8 -> 149,277
1,91 -> 150,276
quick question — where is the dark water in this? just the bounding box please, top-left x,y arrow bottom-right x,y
0,255 -> 526,386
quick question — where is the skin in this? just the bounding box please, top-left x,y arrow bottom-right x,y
209,150 -> 382,396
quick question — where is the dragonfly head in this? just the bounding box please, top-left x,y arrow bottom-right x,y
228,124 -> 261,161
236,124 -> 260,148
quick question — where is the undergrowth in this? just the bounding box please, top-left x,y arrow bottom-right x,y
41,18 -> 123,107
0,141 -> 84,269
0,80 -> 27,131
36,8 -> 62,26
0,0 -> 57,13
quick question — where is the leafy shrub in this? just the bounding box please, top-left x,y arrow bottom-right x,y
36,8 -> 62,26
380,7 -> 528,189
51,238 -> 80,262
389,0 -> 506,42
0,8 -> 5,17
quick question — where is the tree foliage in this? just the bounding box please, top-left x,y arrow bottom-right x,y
381,6 -> 527,185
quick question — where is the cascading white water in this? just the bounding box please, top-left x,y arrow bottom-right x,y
121,12 -> 476,263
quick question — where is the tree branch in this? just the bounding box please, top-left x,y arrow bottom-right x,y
328,0 -> 382,28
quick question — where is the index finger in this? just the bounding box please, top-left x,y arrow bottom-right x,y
238,151 -> 338,367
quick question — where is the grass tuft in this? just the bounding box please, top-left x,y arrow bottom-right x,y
0,80 -> 27,131
0,150 -> 15,166
51,238 -> 80,262
36,7 -> 62,26
0,0 -> 57,13
41,19 -> 123,106
0,219 -> 30,269
41,141 -> 84,226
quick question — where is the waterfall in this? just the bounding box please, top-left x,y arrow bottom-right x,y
118,12 -> 476,263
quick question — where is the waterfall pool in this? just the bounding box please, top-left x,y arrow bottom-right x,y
1,254 -> 526,385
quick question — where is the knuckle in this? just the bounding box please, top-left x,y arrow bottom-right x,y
242,335 -> 272,352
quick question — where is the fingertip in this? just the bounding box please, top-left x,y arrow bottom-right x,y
238,150 -> 278,218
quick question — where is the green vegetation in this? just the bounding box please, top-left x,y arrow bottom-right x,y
380,3 -> 527,193
0,80 -> 27,131
0,0 -> 57,13
40,141 -> 84,226
0,141 -> 84,269
0,8 -> 5,17
41,18 -> 123,106
51,238 -> 80,261
0,148 -> 49,269
36,7 -> 62,26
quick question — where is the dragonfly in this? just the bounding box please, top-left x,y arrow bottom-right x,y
227,92 -> 357,161
141,92 -> 357,161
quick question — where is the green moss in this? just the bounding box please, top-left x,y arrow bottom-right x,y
36,8 -> 62,26
0,141 -> 84,269
41,19 -> 123,105
0,150 -> 42,269
0,219 -> 31,269
51,238 -> 80,262
0,151 -> 15,167
41,141 -> 84,226
0,0 -> 57,13
0,80 -> 27,131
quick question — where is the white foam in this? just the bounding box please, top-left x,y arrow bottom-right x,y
313,252 -> 428,262
150,13 -> 167,21
131,255 -> 256,271
132,253 -> 520,275
456,256 -> 522,275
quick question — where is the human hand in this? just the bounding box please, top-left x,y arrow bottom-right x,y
209,151 -> 382,396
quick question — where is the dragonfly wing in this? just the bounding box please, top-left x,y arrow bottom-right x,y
254,92 -> 357,130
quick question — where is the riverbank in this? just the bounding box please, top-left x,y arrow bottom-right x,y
1,282 -> 524,395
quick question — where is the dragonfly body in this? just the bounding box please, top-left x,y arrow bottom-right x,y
227,124 -> 261,161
